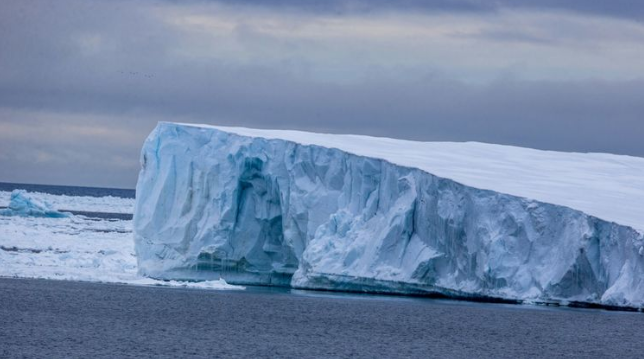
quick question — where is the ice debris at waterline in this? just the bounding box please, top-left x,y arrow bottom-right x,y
0,190 -> 70,218
134,122 -> 644,309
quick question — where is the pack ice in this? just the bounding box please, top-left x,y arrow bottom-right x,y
134,122 -> 644,308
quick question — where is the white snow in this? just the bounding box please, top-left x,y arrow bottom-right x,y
182,123 -> 644,233
0,190 -> 134,214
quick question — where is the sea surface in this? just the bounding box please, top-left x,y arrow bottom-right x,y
1,278 -> 643,359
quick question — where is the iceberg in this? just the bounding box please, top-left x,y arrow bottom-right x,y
1,190 -> 70,218
134,122 -> 644,309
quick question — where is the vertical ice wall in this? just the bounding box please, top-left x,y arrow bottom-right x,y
134,123 -> 644,308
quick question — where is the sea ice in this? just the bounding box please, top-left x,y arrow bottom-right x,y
0,209 -> 242,290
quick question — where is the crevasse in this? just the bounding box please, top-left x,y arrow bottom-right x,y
133,122 -> 644,308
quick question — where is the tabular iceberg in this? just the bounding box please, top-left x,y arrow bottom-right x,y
134,122 -> 644,309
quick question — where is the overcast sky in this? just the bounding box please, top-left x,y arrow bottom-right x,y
1,0 -> 643,189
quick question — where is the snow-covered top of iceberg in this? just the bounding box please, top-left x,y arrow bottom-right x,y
175,122 -> 644,233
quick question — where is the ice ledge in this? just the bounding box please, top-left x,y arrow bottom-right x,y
176,122 -> 644,233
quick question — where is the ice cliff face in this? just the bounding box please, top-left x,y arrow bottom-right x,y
134,123 -> 644,309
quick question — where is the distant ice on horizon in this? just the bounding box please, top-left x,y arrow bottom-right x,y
0,190 -> 134,214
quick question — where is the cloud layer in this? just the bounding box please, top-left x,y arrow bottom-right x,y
1,0 -> 643,188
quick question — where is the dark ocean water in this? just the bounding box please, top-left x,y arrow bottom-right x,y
0,182 -> 135,199
1,278 -> 642,359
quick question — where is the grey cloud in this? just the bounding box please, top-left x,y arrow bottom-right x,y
0,0 -> 642,188
192,0 -> 644,21
0,113 -> 146,188
3,73 -> 643,189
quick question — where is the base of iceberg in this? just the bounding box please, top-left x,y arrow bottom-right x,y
134,123 -> 644,309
